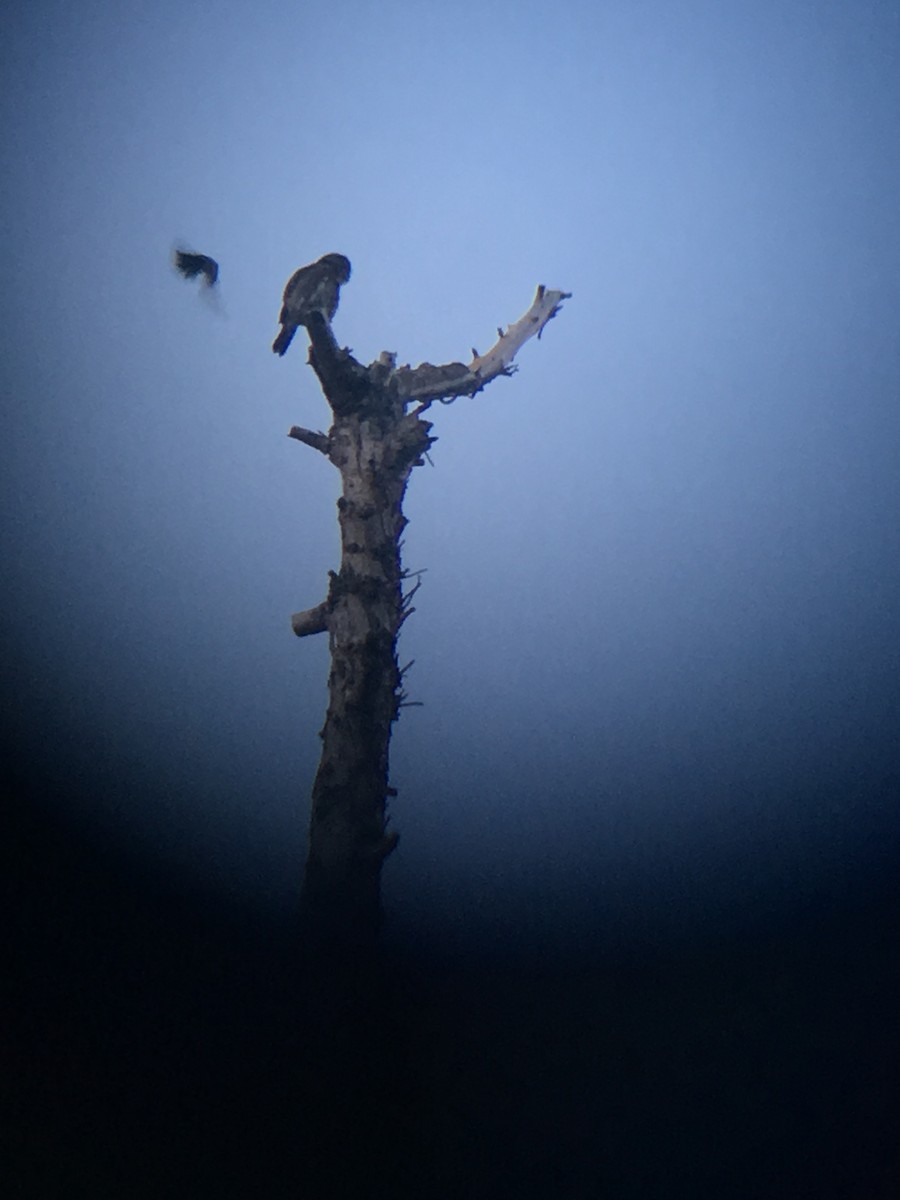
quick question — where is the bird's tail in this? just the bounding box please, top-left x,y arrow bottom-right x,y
272,325 -> 296,356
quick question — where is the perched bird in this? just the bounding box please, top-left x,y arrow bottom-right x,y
272,252 -> 351,356
174,249 -> 219,287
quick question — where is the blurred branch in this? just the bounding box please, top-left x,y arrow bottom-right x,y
291,601 -> 328,638
288,426 -> 331,455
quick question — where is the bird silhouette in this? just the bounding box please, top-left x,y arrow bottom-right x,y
272,253 -> 351,356
174,249 -> 219,288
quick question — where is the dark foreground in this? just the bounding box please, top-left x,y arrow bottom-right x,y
6,795 -> 899,1199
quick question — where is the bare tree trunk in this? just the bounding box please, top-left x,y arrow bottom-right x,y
294,317 -> 433,954
288,286 -> 569,955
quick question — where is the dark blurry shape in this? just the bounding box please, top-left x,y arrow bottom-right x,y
174,249 -> 219,288
272,253 -> 351,356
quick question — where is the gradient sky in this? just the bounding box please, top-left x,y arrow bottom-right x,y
3,0 -> 899,953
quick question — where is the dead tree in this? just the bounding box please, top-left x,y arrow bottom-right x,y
288,283 -> 570,955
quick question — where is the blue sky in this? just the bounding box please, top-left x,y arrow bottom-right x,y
2,0 -> 899,950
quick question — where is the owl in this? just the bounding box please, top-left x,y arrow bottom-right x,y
272,253 -> 352,356
174,249 -> 219,287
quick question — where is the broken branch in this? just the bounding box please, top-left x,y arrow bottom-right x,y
287,426 -> 331,455
291,601 -> 329,638
389,284 -> 571,407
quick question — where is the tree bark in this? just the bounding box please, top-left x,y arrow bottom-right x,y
296,316 -> 433,954
289,288 -> 570,955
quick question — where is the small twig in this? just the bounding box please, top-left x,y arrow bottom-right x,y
401,579 -> 423,609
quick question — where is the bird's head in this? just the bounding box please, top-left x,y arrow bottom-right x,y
318,253 -> 352,283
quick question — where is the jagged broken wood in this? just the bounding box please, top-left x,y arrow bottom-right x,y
287,283 -> 569,952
